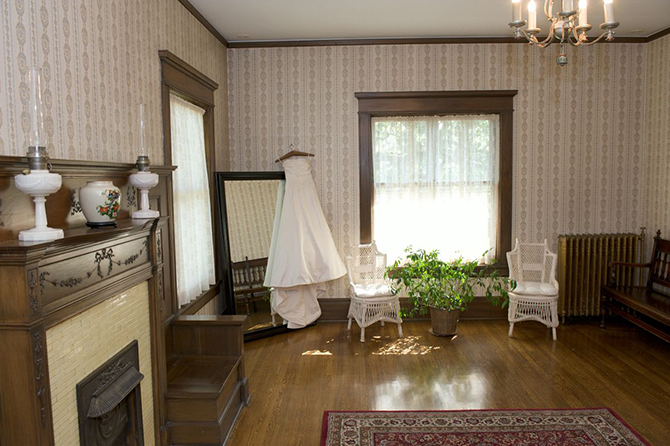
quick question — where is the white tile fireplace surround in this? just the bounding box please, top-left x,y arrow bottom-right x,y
46,282 -> 155,446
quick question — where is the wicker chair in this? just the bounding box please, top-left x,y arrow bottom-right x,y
506,239 -> 559,341
346,242 -> 403,342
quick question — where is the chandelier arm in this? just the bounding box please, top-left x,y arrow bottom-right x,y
544,0 -> 554,20
517,28 -> 536,44
571,22 -> 580,40
567,21 -> 581,46
577,31 -> 612,46
535,36 -> 554,48
536,26 -> 556,48
519,18 -> 557,48
535,37 -> 554,48
519,27 -> 546,47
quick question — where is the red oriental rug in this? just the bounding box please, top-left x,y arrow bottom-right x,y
321,409 -> 649,446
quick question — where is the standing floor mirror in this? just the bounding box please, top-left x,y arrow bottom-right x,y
215,172 -> 288,340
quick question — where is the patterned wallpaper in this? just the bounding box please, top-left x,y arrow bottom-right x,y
644,34 -> 670,255
228,43 -> 648,298
225,179 -> 280,263
0,0 -> 229,170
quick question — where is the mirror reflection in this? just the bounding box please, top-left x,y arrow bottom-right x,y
224,179 -> 283,333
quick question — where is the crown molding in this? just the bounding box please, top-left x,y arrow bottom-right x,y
176,0 -> 228,48
646,26 -> 670,42
227,34 -> 650,48
229,36 -> 523,48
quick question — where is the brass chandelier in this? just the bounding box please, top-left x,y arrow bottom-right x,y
508,0 -> 620,66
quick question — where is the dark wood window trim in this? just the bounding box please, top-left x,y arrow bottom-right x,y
159,50 -> 218,170
356,90 -> 516,270
159,50 -> 221,315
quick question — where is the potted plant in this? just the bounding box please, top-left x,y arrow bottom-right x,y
386,247 -> 510,336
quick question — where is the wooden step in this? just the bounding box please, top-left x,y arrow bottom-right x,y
166,355 -> 249,444
168,379 -> 247,446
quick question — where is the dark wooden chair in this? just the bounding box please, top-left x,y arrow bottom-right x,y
232,256 -> 270,315
601,230 -> 670,342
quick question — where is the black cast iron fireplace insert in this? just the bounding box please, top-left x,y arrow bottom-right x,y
76,340 -> 145,446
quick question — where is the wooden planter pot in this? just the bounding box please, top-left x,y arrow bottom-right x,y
429,307 -> 460,336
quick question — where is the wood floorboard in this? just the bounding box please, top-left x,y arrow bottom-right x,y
227,319 -> 670,445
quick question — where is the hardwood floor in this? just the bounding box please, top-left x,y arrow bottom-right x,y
227,319 -> 670,445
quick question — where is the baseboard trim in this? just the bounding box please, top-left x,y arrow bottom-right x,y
318,297 -> 507,321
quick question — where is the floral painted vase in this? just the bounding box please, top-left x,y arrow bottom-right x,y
79,181 -> 121,227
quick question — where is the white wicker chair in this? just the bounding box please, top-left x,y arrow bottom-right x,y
506,239 -> 560,341
346,242 -> 403,342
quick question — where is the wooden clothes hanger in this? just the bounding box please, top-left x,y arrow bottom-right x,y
275,144 -> 315,163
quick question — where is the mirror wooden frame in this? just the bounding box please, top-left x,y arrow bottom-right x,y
215,171 -> 288,341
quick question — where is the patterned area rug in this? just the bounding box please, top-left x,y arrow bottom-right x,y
321,409 -> 649,446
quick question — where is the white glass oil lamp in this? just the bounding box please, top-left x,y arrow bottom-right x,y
14,67 -> 64,242
129,104 -> 160,219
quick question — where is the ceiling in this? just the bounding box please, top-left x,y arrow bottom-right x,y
189,0 -> 670,43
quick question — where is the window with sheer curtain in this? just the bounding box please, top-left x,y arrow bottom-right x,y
372,115 -> 500,263
170,94 -> 216,306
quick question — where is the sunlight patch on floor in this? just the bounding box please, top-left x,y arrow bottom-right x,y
301,349 -> 333,356
247,322 -> 277,331
373,336 -> 441,355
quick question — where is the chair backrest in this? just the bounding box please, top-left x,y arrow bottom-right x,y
231,256 -> 268,290
649,231 -> 670,290
346,242 -> 389,285
506,239 -> 557,284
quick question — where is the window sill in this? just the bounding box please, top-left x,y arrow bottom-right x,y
387,263 -> 509,279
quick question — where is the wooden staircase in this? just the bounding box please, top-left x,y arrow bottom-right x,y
166,316 -> 250,445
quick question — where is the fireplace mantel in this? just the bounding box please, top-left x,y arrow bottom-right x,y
0,217 -> 167,446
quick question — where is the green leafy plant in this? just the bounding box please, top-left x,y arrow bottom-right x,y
385,246 -> 510,317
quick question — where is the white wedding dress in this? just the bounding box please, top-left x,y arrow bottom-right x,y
264,157 -> 346,328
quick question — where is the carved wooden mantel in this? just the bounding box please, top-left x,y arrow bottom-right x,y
0,217 -> 168,446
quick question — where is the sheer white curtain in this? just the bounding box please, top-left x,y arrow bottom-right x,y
372,115 -> 500,263
170,94 -> 215,306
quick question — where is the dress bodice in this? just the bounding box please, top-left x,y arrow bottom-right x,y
281,157 -> 313,187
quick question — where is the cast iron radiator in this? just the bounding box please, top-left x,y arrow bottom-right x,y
557,229 -> 646,321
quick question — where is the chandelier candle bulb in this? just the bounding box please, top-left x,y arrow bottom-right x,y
512,0 -> 522,22
603,0 -> 614,23
579,0 -> 588,25
528,0 -> 537,30
562,0 -> 574,13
